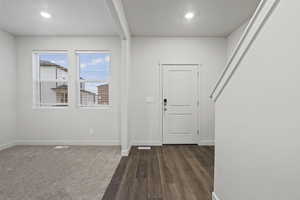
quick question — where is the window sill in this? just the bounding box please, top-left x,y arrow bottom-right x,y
78,105 -> 112,110
32,106 -> 69,110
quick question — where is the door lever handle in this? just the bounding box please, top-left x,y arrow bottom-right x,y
163,98 -> 167,112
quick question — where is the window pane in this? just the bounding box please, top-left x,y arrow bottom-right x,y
78,53 -> 110,81
39,54 -> 68,81
34,53 -> 69,107
80,82 -> 109,106
40,81 -> 68,106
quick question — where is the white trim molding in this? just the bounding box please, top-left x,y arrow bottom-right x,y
198,140 -> 215,146
210,0 -> 280,102
105,0 -> 132,161
131,140 -> 163,146
14,140 -> 120,146
212,192 -> 221,200
121,147 -> 131,156
120,39 -> 131,158
105,0 -> 130,40
0,142 -> 16,151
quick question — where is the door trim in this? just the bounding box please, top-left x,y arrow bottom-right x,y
158,63 -> 201,145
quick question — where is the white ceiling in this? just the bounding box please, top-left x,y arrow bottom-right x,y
0,0 -> 118,36
122,0 -> 260,37
0,0 -> 260,37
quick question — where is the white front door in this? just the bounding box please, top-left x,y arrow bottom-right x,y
162,65 -> 199,144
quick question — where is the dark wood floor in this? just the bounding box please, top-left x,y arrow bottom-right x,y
102,145 -> 214,200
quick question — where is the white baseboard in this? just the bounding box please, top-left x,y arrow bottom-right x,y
198,140 -> 215,146
212,192 -> 221,200
121,145 -> 132,157
0,142 -> 16,151
132,140 -> 214,146
15,140 -> 120,146
131,140 -> 162,146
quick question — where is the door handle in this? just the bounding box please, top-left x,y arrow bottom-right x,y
163,98 -> 167,111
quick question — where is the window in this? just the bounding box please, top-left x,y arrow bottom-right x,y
77,52 -> 111,107
33,52 -> 69,107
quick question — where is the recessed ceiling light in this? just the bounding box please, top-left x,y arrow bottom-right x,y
40,11 -> 52,19
185,12 -> 195,20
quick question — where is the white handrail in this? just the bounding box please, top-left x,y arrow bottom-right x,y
210,0 -> 279,102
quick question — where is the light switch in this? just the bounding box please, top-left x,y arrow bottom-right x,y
145,96 -> 154,103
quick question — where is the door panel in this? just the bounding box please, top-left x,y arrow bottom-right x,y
163,65 -> 199,144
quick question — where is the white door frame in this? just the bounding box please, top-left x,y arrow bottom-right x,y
158,63 -> 201,145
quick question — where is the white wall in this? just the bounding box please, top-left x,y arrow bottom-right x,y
130,37 -> 227,145
0,30 -> 16,149
16,36 -> 121,145
227,20 -> 249,60
214,1 -> 300,200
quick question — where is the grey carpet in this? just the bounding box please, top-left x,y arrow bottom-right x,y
0,146 -> 121,200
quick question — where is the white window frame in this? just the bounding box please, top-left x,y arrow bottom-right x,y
76,50 -> 112,108
32,51 -> 70,108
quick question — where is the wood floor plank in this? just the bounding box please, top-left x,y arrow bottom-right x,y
169,146 -> 200,200
102,157 -> 128,200
188,146 -> 214,187
134,149 -> 148,200
157,147 -> 177,200
102,145 -> 215,200
179,146 -> 213,199
147,147 -> 163,200
115,147 -> 140,200
163,146 -> 191,200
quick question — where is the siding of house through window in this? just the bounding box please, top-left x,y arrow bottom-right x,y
38,58 -> 68,106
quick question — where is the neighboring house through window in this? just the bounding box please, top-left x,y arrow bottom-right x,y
77,51 -> 111,107
33,52 -> 69,107
33,51 -> 111,108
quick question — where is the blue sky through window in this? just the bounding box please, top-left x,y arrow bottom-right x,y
79,53 -> 110,94
79,53 -> 110,81
39,54 -> 68,68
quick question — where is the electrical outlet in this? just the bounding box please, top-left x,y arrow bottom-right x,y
89,128 -> 94,135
